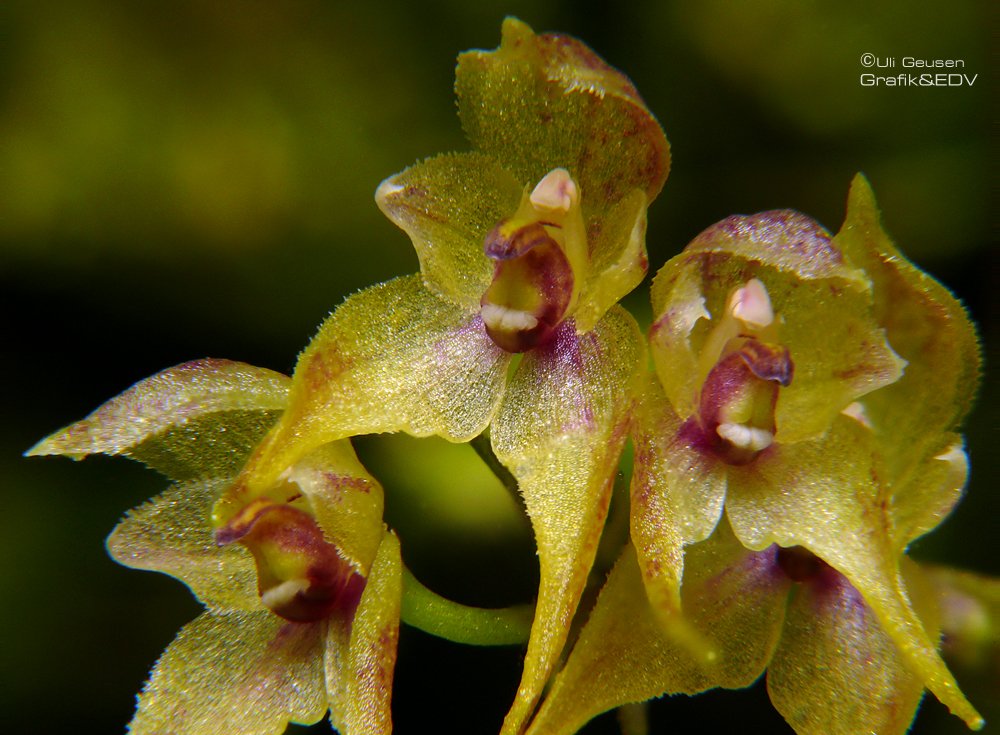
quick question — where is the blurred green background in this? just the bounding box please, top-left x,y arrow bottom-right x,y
4,1 -> 994,733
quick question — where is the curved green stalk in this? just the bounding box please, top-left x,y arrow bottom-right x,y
400,566 -> 534,646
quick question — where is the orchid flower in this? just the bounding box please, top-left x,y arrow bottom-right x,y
207,19 -> 668,733
529,391 -> 985,733
528,391 -> 995,735
28,360 -> 402,735
527,512 -> 964,735
621,174 -> 983,728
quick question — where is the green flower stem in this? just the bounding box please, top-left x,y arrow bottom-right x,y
400,565 -> 534,646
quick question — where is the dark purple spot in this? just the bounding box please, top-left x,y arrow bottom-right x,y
738,339 -> 794,387
776,545 -> 829,583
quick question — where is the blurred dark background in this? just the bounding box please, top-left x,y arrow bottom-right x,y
3,1 -> 994,733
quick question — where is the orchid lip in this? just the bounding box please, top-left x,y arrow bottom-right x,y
481,303 -> 540,332
717,422 -> 774,452
479,169 -> 582,353
260,578 -> 312,611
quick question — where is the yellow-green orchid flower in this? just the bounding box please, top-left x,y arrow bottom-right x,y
594,174 -> 983,730
209,19 -> 668,734
528,521 -> 948,735
28,359 -> 402,735
528,411 -> 987,734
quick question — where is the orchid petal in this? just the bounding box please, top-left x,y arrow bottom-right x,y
492,307 -> 644,735
680,519 -> 790,688
528,525 -> 789,735
375,152 -> 522,308
770,273 -> 904,443
767,559 -> 939,735
286,441 -> 386,576
726,416 -> 983,729
107,478 -> 260,612
342,531 -> 402,735
456,18 -> 670,211
630,373 -> 726,644
888,435 -> 968,552
231,276 -> 509,499
26,359 -> 289,481
649,255 -> 711,417
684,210 -> 866,285
833,174 -> 981,477
129,611 -> 326,735
574,189 -> 650,334
526,546 -> 687,735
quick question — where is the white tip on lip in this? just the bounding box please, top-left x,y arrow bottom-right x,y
717,422 -> 774,452
530,168 -> 577,213
481,303 -> 539,332
261,578 -> 311,611
729,278 -> 774,329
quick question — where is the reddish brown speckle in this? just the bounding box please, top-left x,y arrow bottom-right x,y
302,347 -> 354,392
321,472 -> 372,494
689,211 -> 841,273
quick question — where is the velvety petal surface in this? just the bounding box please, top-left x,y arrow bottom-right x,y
680,520 -> 791,688
375,152 -> 522,308
231,275 -> 509,499
456,18 -> 670,212
342,532 -> 402,735
27,359 -> 289,481
107,478 -> 260,612
129,611 -> 327,735
630,373 -> 726,636
683,209 -> 866,284
648,256 -> 711,418
574,188 -> 650,334
491,307 -> 644,735
726,416 -> 983,729
833,174 -> 981,477
767,559 -> 939,735
286,441 -> 386,576
767,269 -> 904,444
527,525 -> 790,735
887,434 -> 968,552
